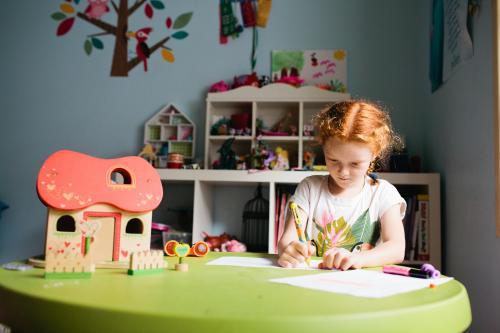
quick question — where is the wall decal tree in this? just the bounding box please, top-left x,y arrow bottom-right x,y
51,0 -> 193,77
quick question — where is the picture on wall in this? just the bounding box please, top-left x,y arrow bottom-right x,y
51,0 -> 193,77
271,49 -> 347,92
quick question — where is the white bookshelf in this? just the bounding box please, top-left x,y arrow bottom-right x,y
205,83 -> 350,169
156,169 -> 441,270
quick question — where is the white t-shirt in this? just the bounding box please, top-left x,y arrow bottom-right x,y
291,175 -> 406,256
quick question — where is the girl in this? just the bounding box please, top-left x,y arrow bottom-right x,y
277,100 -> 406,270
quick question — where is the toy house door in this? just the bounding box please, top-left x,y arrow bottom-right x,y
83,212 -> 122,262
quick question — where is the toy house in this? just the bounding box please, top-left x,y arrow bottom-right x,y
144,104 -> 196,165
37,150 -> 163,264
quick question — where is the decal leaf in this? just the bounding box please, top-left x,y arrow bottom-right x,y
51,12 -> 67,21
171,31 -> 188,40
144,3 -> 153,19
56,17 -> 75,36
166,17 -> 172,29
150,0 -> 165,10
74,0 -> 81,4
173,12 -> 193,29
161,49 -> 175,63
84,39 -> 93,55
91,37 -> 104,49
60,3 -> 75,14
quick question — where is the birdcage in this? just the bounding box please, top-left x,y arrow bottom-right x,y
242,184 -> 269,252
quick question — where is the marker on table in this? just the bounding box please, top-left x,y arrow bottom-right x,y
289,201 -> 311,266
382,266 -> 432,279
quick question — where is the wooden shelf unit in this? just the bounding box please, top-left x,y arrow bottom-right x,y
204,83 -> 350,169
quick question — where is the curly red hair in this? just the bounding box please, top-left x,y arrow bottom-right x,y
314,100 -> 401,165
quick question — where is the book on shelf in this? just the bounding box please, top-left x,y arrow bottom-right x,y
416,194 -> 430,261
403,194 -> 430,261
273,185 -> 296,253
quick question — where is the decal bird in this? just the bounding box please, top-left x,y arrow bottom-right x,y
84,0 -> 110,20
128,27 -> 153,72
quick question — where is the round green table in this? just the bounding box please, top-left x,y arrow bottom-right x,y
0,252 -> 471,333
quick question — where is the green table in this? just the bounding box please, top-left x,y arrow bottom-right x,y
0,252 -> 471,333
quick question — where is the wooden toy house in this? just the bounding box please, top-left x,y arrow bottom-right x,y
37,150 -> 163,264
144,104 -> 196,164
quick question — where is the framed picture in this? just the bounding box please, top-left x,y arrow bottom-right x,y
271,49 -> 347,92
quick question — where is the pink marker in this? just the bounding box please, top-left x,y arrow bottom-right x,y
382,266 -> 431,279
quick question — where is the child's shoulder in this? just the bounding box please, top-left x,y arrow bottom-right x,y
369,176 -> 399,193
300,174 -> 328,186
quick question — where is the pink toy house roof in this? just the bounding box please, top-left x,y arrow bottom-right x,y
37,150 -> 163,213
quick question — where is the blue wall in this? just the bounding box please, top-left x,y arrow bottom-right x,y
423,1 -> 500,331
0,0 -> 429,262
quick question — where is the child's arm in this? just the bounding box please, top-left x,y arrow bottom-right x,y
321,203 -> 405,270
277,207 -> 315,268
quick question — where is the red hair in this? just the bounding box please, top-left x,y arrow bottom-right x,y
314,100 -> 400,161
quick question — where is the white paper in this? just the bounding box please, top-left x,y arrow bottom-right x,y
206,256 -> 323,270
270,269 -> 453,298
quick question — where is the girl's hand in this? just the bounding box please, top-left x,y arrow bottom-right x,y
277,241 -> 315,268
320,247 -> 364,270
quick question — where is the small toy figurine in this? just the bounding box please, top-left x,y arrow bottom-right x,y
173,243 -> 190,272
213,138 -> 237,169
138,143 -> 157,165
202,232 -> 233,251
221,239 -> 246,252
232,72 -> 259,89
303,124 -> 314,137
303,151 -> 315,170
209,80 -> 230,93
273,147 -> 290,170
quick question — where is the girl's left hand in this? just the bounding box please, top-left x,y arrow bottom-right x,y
320,247 -> 363,270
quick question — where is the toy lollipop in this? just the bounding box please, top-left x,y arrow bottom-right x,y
174,243 -> 190,272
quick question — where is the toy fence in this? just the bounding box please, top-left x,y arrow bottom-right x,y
129,250 -> 166,271
45,252 -> 95,274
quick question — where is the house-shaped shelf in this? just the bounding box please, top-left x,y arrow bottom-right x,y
144,104 -> 195,160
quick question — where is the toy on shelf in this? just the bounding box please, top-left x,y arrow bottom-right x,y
37,150 -> 163,267
269,111 -> 297,136
45,251 -> 95,279
164,240 -> 210,257
221,239 -> 247,252
303,151 -> 316,170
271,147 -> 290,171
127,250 -> 166,276
212,138 -> 237,169
167,153 -> 184,169
303,124 -> 314,137
143,104 -> 195,167
202,232 -> 245,252
209,80 -> 230,93
138,144 -> 157,166
173,243 -> 190,272
232,72 -> 259,89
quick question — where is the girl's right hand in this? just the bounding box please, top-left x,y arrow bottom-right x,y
277,241 -> 315,268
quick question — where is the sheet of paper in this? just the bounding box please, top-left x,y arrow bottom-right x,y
270,269 -> 453,298
206,256 -> 323,270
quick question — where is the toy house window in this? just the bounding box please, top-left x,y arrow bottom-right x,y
56,215 -> 76,232
126,218 -> 143,234
110,168 -> 133,185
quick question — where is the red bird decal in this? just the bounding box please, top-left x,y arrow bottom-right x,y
129,27 -> 153,72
